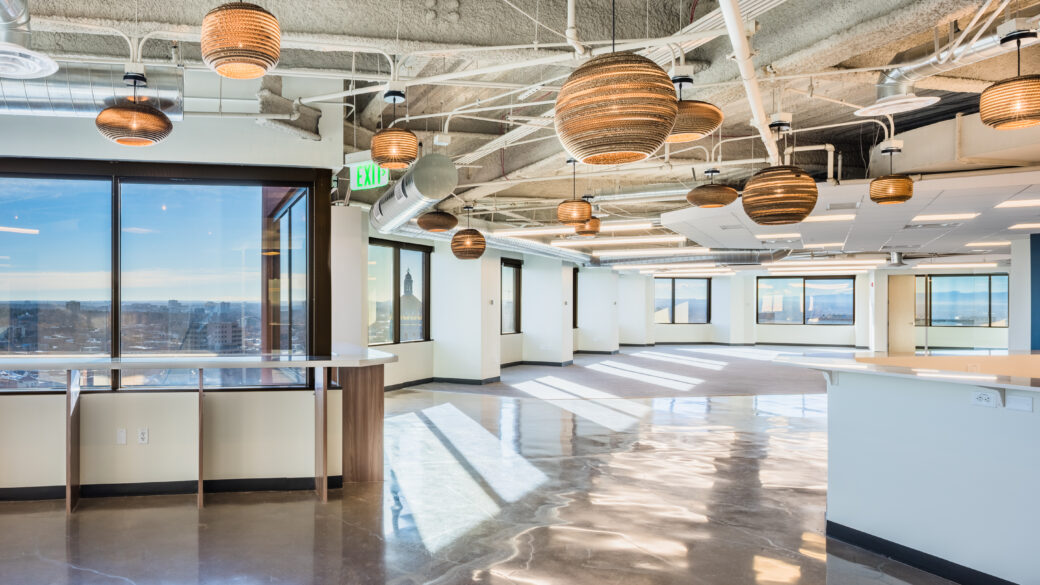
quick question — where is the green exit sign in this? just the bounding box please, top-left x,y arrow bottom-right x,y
350,161 -> 389,190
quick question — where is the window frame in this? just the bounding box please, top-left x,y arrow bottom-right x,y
916,273 -> 1009,328
654,277 -> 712,324
572,267 -> 579,329
756,275 -> 856,326
367,238 -> 433,345
501,258 -> 523,335
0,159 -> 331,394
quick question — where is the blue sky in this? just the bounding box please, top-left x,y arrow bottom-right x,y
0,177 -> 303,302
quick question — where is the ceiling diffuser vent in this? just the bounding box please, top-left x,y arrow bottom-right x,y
903,222 -> 962,230
827,202 -> 860,211
881,244 -> 920,250
720,224 -> 745,230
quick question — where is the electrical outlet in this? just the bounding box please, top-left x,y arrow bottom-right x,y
137,428 -> 149,444
970,390 -> 1001,408
116,428 -> 126,445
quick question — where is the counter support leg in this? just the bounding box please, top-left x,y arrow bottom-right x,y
314,367 -> 329,502
65,369 -> 82,515
341,365 -> 384,483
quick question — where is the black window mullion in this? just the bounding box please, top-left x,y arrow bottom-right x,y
671,278 -> 677,324
111,175 -> 121,391
392,246 -> 401,344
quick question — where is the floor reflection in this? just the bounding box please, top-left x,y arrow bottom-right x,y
0,386 -> 951,584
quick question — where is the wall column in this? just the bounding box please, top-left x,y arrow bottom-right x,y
521,257 -> 574,364
431,243 -> 501,382
617,273 -> 654,346
1009,236 -> 1036,351
577,269 -> 620,353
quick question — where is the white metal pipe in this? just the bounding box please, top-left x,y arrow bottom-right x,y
784,144 -> 834,182
389,99 -> 556,128
565,0 -> 587,56
299,29 -> 730,104
717,0 -> 781,165
185,111 -> 299,120
937,0 -> 998,64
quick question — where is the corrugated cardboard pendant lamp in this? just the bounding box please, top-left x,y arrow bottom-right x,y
980,30 -> 1040,130
557,159 -> 592,226
201,3 -> 281,80
687,168 -> 738,208
870,144 -> 913,205
95,73 -> 172,147
372,98 -> 419,170
451,206 -> 486,260
553,0 -> 677,164
667,78 -> 723,143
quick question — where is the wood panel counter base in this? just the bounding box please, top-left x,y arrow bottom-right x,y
341,365 -> 385,483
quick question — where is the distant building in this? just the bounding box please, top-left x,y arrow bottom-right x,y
400,269 -> 423,341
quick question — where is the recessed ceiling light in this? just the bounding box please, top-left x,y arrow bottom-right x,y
592,247 -> 710,258
913,262 -> 999,269
768,270 -> 868,276
612,262 -> 716,270
802,214 -> 856,223
1009,223 -> 1040,229
911,213 -> 979,221
804,242 -> 845,249
494,220 -> 653,237
653,271 -> 734,277
764,259 -> 887,267
964,241 -> 1011,246
551,234 -> 686,247
995,199 -> 1040,208
754,233 -> 801,240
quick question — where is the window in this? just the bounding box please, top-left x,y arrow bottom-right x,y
572,267 -> 579,329
501,259 -> 522,334
0,161 -> 327,392
367,239 -> 431,345
654,278 -> 710,324
757,276 -> 854,325
916,274 -> 1008,327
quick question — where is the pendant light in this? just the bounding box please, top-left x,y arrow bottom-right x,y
417,210 -> 458,232
201,3 -> 281,80
557,159 -> 593,225
554,0 -> 677,164
95,73 -> 172,147
451,206 -> 486,260
980,30 -> 1040,130
687,168 -> 738,208
869,144 -> 913,205
667,77 -> 723,143
576,205 -> 601,235
742,165 -> 818,225
372,97 -> 419,170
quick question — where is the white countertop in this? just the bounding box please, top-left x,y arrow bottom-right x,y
0,350 -> 398,371
777,354 -> 1040,393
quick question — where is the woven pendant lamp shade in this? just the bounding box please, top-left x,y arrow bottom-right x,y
557,199 -> 592,226
667,100 -> 724,143
417,211 -> 458,232
555,53 -> 678,165
741,165 -> 818,225
576,217 -> 601,236
687,184 -> 738,208
201,3 -> 280,80
980,75 -> 1040,130
451,228 -> 486,259
372,128 -> 419,170
95,104 -> 173,146
869,174 -> 914,204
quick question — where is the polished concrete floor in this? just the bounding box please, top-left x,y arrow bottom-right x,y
0,346 -> 952,585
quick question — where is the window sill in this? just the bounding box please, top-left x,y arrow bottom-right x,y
500,332 -> 522,336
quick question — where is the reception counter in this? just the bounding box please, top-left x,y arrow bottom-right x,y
0,351 -> 397,513
781,353 -> 1039,585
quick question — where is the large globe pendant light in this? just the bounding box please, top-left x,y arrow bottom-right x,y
576,216 -> 601,236
869,147 -> 913,205
372,97 -> 419,170
687,169 -> 738,208
451,206 -> 486,260
417,210 -> 458,232
980,33 -> 1040,130
557,159 -> 592,226
201,3 -> 281,80
742,165 -> 818,225
667,79 -> 723,144
95,73 -> 172,147
554,1 -> 677,164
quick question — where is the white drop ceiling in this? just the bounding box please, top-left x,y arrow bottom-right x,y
662,169 -> 1040,255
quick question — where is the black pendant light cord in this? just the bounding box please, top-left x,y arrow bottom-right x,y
572,160 -> 577,200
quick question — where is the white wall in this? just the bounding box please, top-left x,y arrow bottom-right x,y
0,390 -> 346,488
384,342 -> 434,386
617,273 -> 654,345
828,372 -> 1039,584
577,269 -> 619,352
1009,238 -> 1032,351
520,257 -> 574,363
0,72 -> 344,170
500,334 -> 524,365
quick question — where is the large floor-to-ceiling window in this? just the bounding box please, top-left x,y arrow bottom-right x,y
367,239 -> 431,345
0,161 -> 329,391
654,278 -> 711,324
915,274 -> 1009,327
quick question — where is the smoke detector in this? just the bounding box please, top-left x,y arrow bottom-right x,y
0,40 -> 57,79
383,80 -> 406,104
854,94 -> 940,117
768,112 -> 792,133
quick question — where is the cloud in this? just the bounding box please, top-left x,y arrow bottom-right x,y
122,227 -> 157,234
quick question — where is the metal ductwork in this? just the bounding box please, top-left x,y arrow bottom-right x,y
394,224 -> 591,264
857,23 -> 1038,116
0,0 -> 57,79
597,249 -> 791,266
0,63 -> 184,119
370,153 -> 459,234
